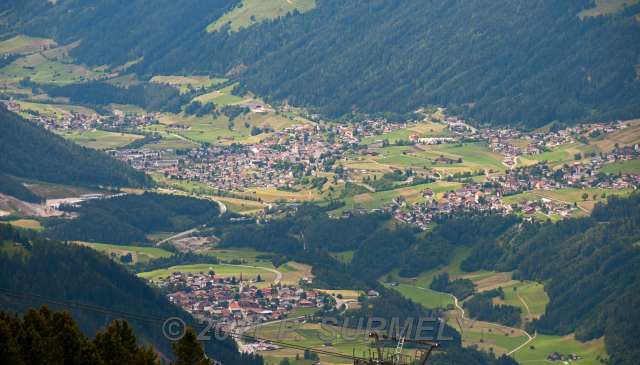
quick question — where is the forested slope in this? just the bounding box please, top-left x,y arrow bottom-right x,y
4,0 -> 640,127
0,107 -> 151,188
46,192 -> 220,244
462,194 -> 640,365
0,224 -> 262,364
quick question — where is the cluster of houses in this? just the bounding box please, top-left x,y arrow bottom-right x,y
3,99 -> 158,132
157,271 -> 329,328
108,120 -> 413,192
547,352 -> 582,362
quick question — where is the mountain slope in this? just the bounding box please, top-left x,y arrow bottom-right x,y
0,107 -> 151,188
0,223 -> 262,365
461,194 -> 640,365
5,0 -> 639,127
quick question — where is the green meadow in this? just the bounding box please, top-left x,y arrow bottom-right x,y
60,130 -> 144,150
513,335 -> 607,365
599,159 -> 640,174
207,0 -> 316,33
78,242 -> 174,264
137,263 -> 276,282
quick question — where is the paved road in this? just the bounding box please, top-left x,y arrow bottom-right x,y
156,227 -> 199,246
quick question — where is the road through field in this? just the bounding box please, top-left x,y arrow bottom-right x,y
411,284 -> 535,355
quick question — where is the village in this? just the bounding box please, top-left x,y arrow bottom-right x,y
154,270 -> 331,332
5,97 -> 639,230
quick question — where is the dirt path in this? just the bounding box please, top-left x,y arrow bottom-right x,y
412,284 -> 535,355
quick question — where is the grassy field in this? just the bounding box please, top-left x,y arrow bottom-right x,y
599,159 -> 640,174
579,0 -> 639,18
254,321 -> 404,365
60,130 -> 144,149
202,247 -> 273,265
513,335 -> 607,365
0,47 -> 104,85
500,282 -> 549,321
590,120 -> 640,151
7,219 -> 43,231
16,101 -> 97,119
330,250 -> 355,264
151,174 -> 269,213
335,181 -> 462,213
22,180 -> 103,199
78,242 -> 174,264
154,107 -> 302,145
383,247 -> 482,310
150,75 -> 226,93
192,84 -> 247,106
526,142 -> 599,167
532,187 -> 634,212
360,121 -> 450,145
207,0 -> 316,32
138,263 -> 276,283
368,142 -> 505,174
0,35 -> 56,55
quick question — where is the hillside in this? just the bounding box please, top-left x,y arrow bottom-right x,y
460,194 -> 640,365
218,196 -> 640,364
46,192 -> 220,244
0,223 -> 262,364
0,107 -> 151,188
3,0 -> 640,126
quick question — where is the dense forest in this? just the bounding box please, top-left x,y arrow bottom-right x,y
0,107 -> 151,189
46,81 -> 187,113
0,224 -> 262,365
46,192 -> 220,244
4,0 -> 640,126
